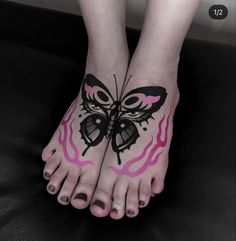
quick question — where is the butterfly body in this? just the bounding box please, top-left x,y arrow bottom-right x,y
106,101 -> 121,137
80,74 -> 167,165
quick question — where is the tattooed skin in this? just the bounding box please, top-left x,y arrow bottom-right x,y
108,113 -> 170,177
58,98 -> 94,167
80,74 -> 167,166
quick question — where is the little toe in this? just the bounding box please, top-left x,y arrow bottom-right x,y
47,165 -> 68,195
43,154 -> 60,180
151,177 -> 164,195
110,180 -> 128,220
138,180 -> 151,208
71,171 -> 98,209
126,184 -> 139,218
41,141 -> 56,161
57,167 -> 80,205
90,173 -> 116,217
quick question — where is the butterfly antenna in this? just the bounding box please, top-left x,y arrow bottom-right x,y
119,75 -> 128,101
123,75 -> 132,95
120,75 -> 132,100
113,74 -> 119,101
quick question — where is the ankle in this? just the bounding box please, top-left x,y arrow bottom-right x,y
86,44 -> 129,76
127,57 -> 179,86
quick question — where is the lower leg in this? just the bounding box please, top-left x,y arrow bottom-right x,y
79,0 -> 129,83
133,0 -> 201,65
126,0 -> 202,104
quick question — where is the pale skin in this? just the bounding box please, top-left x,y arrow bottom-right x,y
41,0 -> 201,219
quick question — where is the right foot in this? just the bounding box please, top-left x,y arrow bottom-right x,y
89,55 -> 180,219
41,46 -> 129,208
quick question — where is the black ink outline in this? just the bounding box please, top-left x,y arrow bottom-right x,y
80,74 -> 167,165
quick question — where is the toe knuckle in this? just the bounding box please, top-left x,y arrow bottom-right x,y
141,187 -> 151,196
128,199 -> 138,206
113,192 -> 123,201
66,176 -> 76,185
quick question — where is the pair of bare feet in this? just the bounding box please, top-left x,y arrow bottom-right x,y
41,42 -> 179,220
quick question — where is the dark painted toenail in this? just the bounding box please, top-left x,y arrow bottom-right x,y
127,210 -> 135,216
44,172 -> 51,178
61,196 -> 69,203
139,200 -> 145,206
92,200 -> 105,210
111,208 -> 118,214
48,185 -> 55,193
74,193 -> 88,202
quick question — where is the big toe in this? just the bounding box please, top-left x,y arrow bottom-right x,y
90,171 -> 116,217
71,169 -> 98,209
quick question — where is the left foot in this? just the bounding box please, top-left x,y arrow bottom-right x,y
90,58 -> 179,219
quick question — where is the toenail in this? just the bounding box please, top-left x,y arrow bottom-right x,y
127,210 -> 135,216
139,200 -> 145,206
44,172 -> 51,178
111,208 -> 118,214
92,200 -> 105,210
74,193 -> 88,202
48,185 -> 55,193
61,196 -> 69,203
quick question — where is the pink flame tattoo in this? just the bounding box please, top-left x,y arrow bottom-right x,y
58,98 -> 93,166
108,113 -> 170,177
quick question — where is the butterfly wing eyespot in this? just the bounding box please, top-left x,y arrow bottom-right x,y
121,86 -> 167,123
84,100 -> 103,113
81,74 -> 114,113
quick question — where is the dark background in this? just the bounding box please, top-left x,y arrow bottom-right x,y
0,1 -> 235,241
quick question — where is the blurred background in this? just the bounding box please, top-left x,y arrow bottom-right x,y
6,0 -> 236,46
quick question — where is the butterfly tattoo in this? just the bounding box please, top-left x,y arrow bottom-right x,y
80,74 -> 167,165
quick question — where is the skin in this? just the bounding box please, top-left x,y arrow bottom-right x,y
42,0 -> 201,219
80,73 -> 167,167
58,98 -> 93,167
108,113 -> 170,177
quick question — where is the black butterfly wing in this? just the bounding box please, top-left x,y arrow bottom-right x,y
111,86 -> 167,164
111,118 -> 139,165
81,74 -> 114,114
80,74 -> 114,155
120,86 -> 167,124
80,113 -> 109,156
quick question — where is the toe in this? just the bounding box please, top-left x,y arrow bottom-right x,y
151,177 -> 164,195
57,167 -> 80,205
110,179 -> 128,220
47,165 -> 68,195
71,170 -> 98,209
126,183 -> 139,218
90,172 -> 116,217
43,154 -> 60,180
41,141 -> 56,161
138,180 -> 151,208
